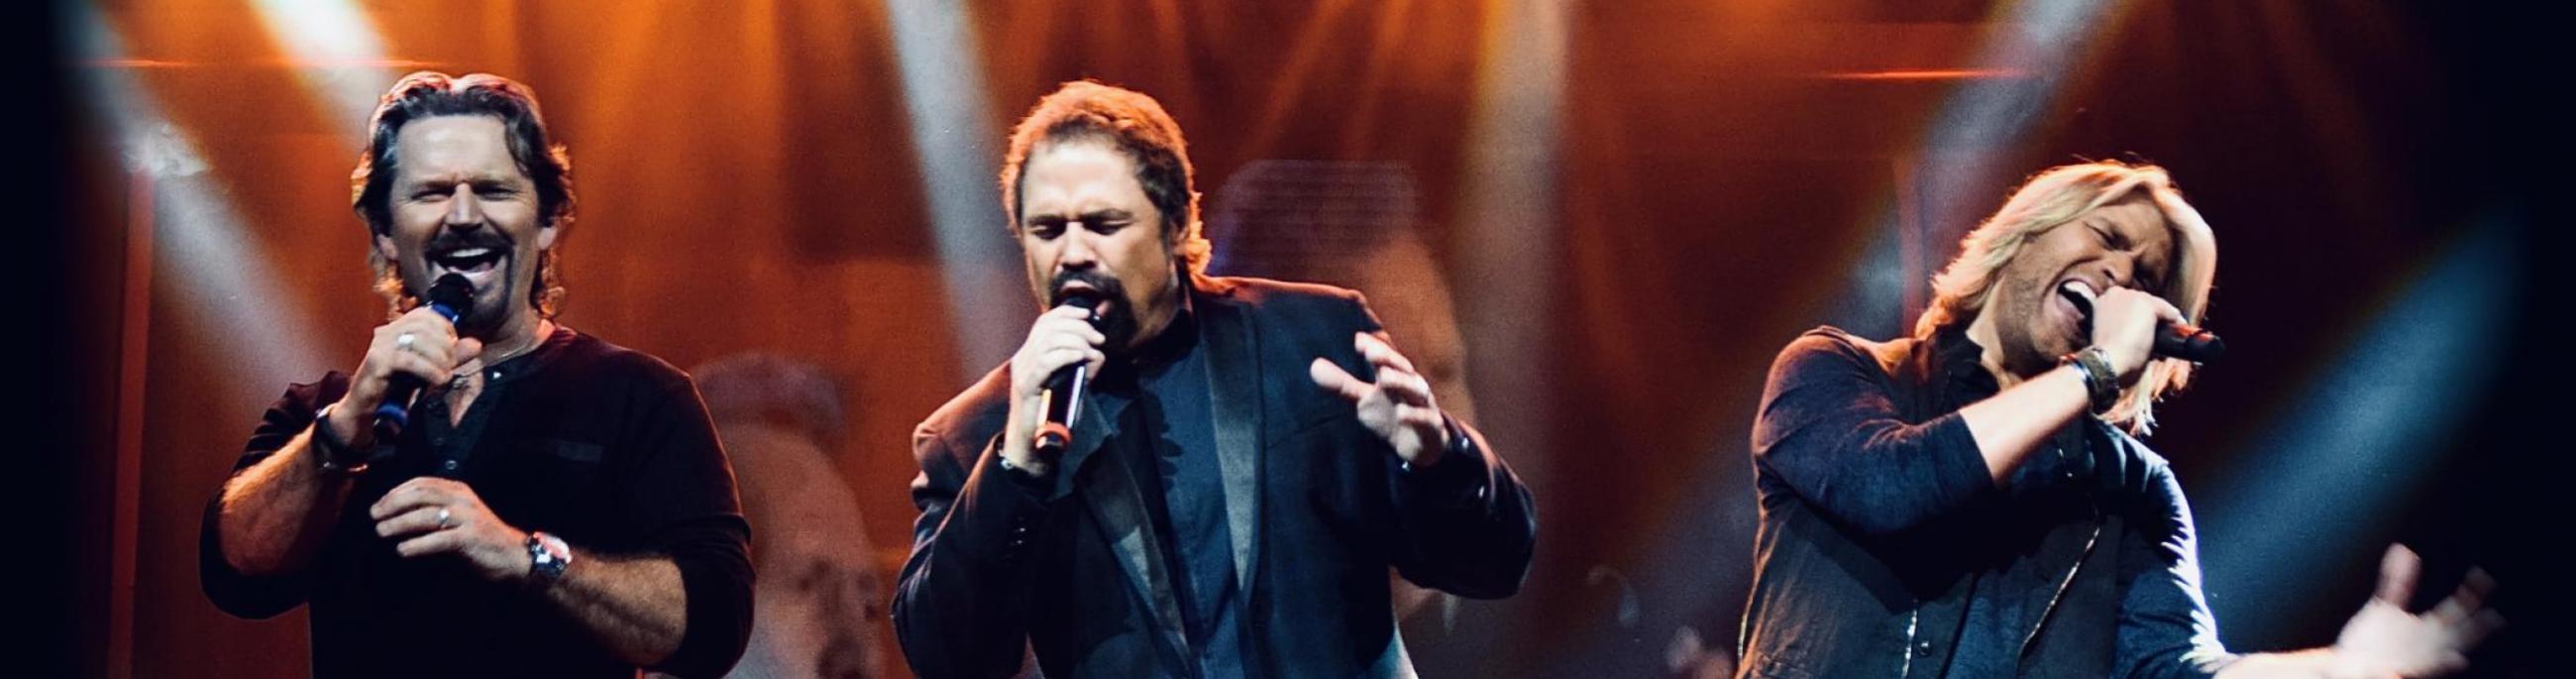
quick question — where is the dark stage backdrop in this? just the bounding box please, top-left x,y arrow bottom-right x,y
44,1 -> 2564,677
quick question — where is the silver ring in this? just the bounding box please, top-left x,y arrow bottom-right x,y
434,507 -> 452,529
395,332 -> 418,352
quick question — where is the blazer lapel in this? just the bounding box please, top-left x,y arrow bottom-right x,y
1197,290 -> 1267,597
1073,405 -> 1195,668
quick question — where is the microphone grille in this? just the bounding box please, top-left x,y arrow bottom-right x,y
426,274 -> 476,317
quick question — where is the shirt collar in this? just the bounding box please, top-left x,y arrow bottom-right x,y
1928,321 -> 2001,404
476,324 -> 575,387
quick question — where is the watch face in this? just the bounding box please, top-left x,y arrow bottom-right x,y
529,533 -> 572,582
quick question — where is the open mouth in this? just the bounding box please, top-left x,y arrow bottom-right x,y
2057,280 -> 2096,341
426,245 -> 508,293
432,246 -> 504,274
1053,281 -> 1115,315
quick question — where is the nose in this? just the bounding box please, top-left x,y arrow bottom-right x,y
2098,252 -> 2135,289
1056,224 -> 1099,270
443,184 -> 485,231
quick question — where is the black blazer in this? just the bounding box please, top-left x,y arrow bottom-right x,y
894,277 -> 1537,678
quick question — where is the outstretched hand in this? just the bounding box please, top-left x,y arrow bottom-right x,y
2327,544 -> 2504,679
1311,332 -> 1449,468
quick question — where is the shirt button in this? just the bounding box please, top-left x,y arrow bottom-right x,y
439,459 -> 462,473
1913,640 -> 1934,657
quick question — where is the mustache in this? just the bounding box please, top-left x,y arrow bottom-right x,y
423,228 -> 514,254
1047,270 -> 1125,307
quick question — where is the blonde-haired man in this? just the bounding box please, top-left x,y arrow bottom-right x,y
1736,162 -> 2498,677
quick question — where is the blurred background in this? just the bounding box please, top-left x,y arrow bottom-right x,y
24,0 -> 2567,676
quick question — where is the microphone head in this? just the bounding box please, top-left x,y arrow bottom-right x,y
1054,287 -> 1105,312
426,274 -> 476,321
2183,329 -> 2226,363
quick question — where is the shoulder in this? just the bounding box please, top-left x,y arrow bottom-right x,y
2097,425 -> 2195,519
912,365 -> 1013,464
1198,277 -> 1384,373
553,330 -> 697,396
1771,325 -> 1911,379
275,372 -> 356,413
1198,275 -> 1370,316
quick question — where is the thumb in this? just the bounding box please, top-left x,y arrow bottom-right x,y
453,337 -> 485,367
2373,543 -> 2421,607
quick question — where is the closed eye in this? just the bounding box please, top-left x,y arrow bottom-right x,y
1023,217 -> 1066,239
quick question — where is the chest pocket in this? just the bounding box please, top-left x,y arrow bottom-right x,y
475,438 -> 607,531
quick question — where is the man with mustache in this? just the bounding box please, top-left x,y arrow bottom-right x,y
200,72 -> 754,678
1735,162 -> 2500,677
894,81 -> 1537,678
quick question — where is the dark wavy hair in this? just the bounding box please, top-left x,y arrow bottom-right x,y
999,80 -> 1210,276
350,71 -> 577,319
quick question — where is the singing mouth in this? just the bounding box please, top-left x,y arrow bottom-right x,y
431,246 -> 503,275
2058,280 -> 2096,339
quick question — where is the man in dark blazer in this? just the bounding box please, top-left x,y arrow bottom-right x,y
893,81 -> 1537,678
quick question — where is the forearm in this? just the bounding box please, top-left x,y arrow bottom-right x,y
1959,364 -> 2091,483
215,426 -> 355,575
539,549 -> 690,667
2210,648 -> 2347,679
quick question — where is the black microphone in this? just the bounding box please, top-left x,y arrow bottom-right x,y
2063,282 -> 2224,364
370,274 -> 476,442
1031,292 -> 1103,458
2155,321 -> 2225,364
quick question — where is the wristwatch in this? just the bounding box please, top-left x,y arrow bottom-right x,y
309,403 -> 370,476
525,531 -> 573,590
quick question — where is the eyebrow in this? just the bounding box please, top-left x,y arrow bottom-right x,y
400,172 -> 525,191
1026,208 -> 1137,224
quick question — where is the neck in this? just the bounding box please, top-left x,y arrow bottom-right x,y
475,311 -> 553,366
1962,311 -> 2028,390
1124,277 -> 1188,353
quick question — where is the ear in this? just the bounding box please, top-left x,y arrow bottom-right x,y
537,221 -> 559,250
374,231 -> 398,264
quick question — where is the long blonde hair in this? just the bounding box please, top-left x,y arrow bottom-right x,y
1916,161 -> 2218,434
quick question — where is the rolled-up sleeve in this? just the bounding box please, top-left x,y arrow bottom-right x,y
199,377 -> 346,619
1751,331 -> 1995,537
2113,464 -> 2234,679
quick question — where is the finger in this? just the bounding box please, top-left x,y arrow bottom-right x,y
398,337 -> 457,373
1394,405 -> 1446,434
2456,609 -> 2507,648
2373,543 -> 2422,607
379,350 -> 457,387
2430,567 -> 2498,623
1311,359 -> 1371,401
1038,315 -> 1108,346
2144,294 -> 2186,324
1354,333 -> 1419,376
1030,345 -> 1099,374
1030,348 -> 1102,379
1375,368 -> 1435,407
375,506 -> 449,539
368,478 -> 453,519
452,337 -> 484,366
399,305 -> 463,332
1038,327 -> 1107,355
393,528 -> 462,559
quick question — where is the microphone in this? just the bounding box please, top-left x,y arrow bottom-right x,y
2062,282 -> 2224,364
2154,321 -> 2225,364
1031,292 -> 1104,458
370,274 -> 476,442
